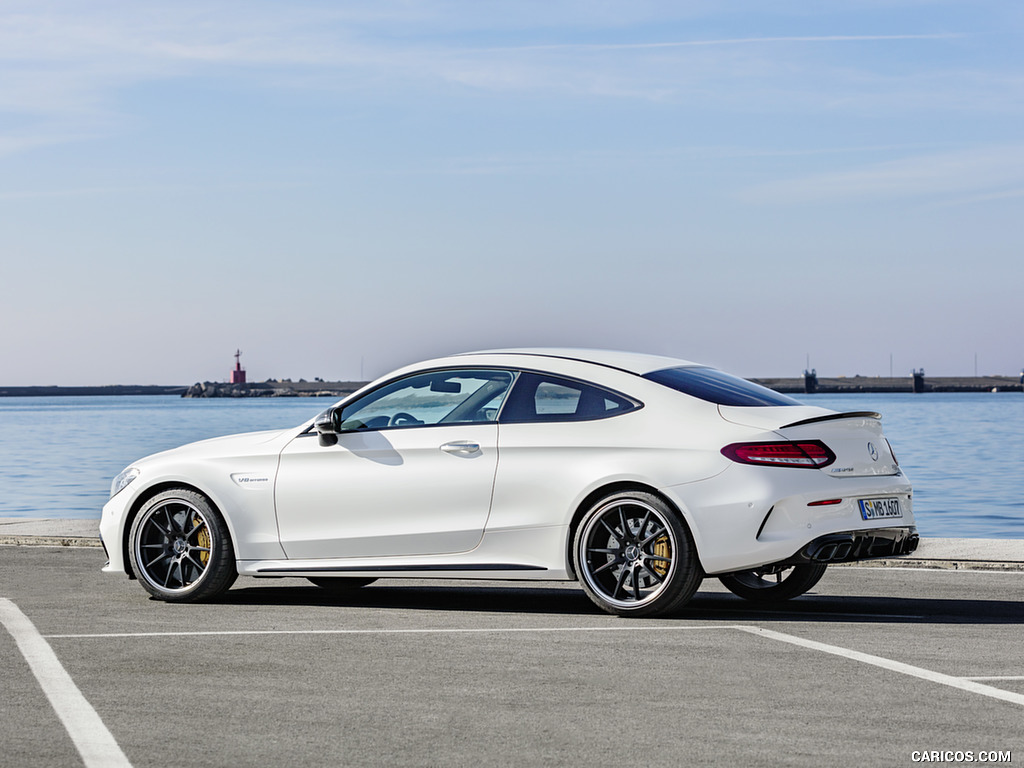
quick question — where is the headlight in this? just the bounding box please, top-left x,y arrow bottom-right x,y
110,467 -> 140,498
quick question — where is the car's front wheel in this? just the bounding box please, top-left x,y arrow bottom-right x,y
718,562 -> 827,603
573,491 -> 702,617
128,488 -> 237,602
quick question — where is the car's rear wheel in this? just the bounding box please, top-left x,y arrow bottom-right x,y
129,488 -> 237,602
718,562 -> 827,602
307,577 -> 378,590
573,491 -> 702,617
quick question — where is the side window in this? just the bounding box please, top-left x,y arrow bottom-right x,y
337,370 -> 513,431
535,381 -> 581,415
500,372 -> 638,423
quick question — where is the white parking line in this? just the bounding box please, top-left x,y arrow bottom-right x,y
739,626 -> 1024,707
39,622 -> 1024,709
0,599 -> 133,768
963,676 -> 1024,681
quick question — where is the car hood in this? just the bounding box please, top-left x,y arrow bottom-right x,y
134,428 -> 293,466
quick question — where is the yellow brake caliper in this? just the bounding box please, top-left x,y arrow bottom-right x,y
194,516 -> 211,565
652,535 -> 671,577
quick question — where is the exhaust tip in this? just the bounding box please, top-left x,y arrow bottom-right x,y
805,534 -> 855,562
781,527 -> 918,568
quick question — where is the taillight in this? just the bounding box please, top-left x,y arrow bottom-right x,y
721,440 -> 836,469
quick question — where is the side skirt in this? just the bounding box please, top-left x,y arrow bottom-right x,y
258,563 -> 546,574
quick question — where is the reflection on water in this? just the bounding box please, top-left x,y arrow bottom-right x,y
1,392 -> 1021,539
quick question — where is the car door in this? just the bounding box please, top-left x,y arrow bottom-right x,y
274,369 -> 514,559
487,371 -> 642,532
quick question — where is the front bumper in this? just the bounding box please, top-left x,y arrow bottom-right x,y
99,491 -> 132,575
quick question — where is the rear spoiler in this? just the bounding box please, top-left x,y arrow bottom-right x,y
781,411 -> 881,429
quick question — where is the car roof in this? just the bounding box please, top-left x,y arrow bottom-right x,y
457,348 -> 700,375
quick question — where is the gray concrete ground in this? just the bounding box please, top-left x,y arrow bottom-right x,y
1,541 -> 1022,767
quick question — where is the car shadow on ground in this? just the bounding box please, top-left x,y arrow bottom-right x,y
215,583 -> 599,616
684,593 -> 1024,625
209,582 -> 1024,624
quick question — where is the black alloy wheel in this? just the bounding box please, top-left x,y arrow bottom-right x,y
718,562 -> 828,602
574,491 -> 702,617
129,488 -> 237,602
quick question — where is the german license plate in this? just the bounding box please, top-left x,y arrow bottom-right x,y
859,497 -> 903,520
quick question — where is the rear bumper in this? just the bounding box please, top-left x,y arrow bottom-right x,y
776,526 -> 919,566
663,461 -> 914,574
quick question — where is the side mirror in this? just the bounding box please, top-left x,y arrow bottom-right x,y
314,409 -> 339,446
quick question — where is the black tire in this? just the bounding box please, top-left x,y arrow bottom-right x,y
128,488 -> 237,602
573,491 -> 703,618
718,562 -> 828,603
307,577 -> 378,590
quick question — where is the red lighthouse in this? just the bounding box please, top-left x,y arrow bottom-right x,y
230,349 -> 247,384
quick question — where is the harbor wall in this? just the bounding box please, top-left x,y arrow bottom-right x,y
2,376 -> 1021,397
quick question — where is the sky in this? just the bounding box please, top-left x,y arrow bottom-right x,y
2,0 -> 1022,385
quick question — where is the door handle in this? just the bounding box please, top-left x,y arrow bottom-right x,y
440,441 -> 481,455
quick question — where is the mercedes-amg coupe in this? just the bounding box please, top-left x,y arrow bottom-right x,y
100,349 -> 917,617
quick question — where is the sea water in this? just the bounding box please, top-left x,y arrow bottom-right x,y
0,396 -> 335,521
0,392 -> 1021,539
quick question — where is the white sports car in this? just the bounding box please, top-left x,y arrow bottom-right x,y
100,349 -> 917,617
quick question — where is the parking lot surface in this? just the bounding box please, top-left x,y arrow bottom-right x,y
1,545 -> 1021,767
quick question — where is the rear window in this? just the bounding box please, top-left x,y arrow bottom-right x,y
643,366 -> 800,407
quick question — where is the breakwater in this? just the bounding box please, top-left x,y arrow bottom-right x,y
2,376 -> 1020,398
0,385 -> 187,397
182,379 -> 367,398
753,375 -> 1023,394
186,375 -> 1023,397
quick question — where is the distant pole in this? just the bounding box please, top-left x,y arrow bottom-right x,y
889,353 -> 893,378
975,353 -> 978,377
806,353 -> 809,372
360,356 -> 364,380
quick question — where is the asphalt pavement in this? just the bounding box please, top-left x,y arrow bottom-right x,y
1,539 -> 1022,767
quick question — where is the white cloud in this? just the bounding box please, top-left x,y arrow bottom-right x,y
0,3 -> 979,107
471,33 -> 959,53
741,145 -> 1024,204
0,0 -> 1018,165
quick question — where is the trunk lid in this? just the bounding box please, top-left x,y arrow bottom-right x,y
719,406 -> 899,477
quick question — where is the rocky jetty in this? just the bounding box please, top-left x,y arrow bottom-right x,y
182,379 -> 367,398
